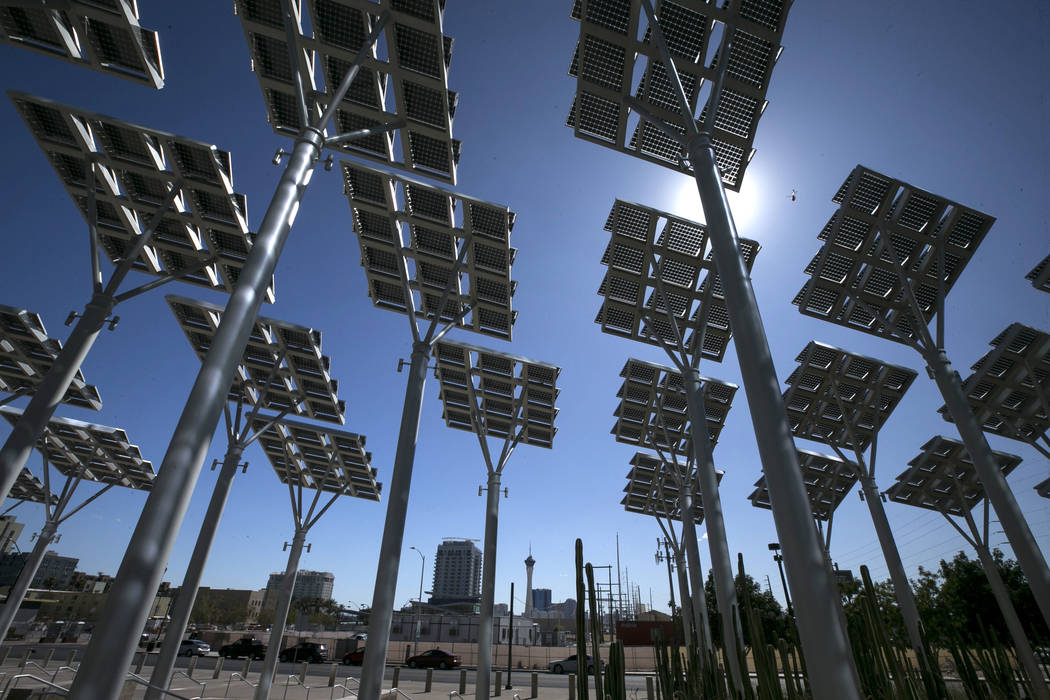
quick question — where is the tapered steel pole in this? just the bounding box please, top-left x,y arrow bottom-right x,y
678,498 -> 712,653
145,443 -> 246,700
476,470 -> 502,700
931,349 -> 1050,630
0,521 -> 55,638
688,136 -> 861,698
673,550 -> 694,649
254,529 -> 306,700
0,295 -> 113,504
359,341 -> 430,700
68,128 -> 325,700
857,476 -> 928,671
681,373 -> 743,692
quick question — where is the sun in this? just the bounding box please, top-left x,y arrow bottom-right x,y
670,172 -> 763,235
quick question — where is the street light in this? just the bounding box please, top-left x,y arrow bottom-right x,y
767,543 -> 793,618
410,546 -> 425,644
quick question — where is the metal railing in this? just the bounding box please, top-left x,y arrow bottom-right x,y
225,671 -> 258,696
2,672 -> 69,697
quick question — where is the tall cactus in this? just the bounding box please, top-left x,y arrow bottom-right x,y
575,539 -> 589,700
585,562 -> 604,700
604,640 -> 626,700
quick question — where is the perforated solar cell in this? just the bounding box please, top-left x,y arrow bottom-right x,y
748,448 -> 858,521
622,452 -> 706,524
1027,254 -> 1050,293
9,468 -> 54,505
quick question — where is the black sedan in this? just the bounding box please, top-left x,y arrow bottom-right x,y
405,649 -> 460,669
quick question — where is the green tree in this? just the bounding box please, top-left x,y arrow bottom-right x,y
704,570 -> 791,649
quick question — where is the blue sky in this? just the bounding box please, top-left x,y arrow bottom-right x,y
0,0 -> 1048,619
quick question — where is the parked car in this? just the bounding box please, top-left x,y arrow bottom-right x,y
218,637 -> 267,660
548,654 -> 604,674
405,649 -> 460,669
178,639 -> 211,657
341,647 -> 366,665
279,642 -> 328,663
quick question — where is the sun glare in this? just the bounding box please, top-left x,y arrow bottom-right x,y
670,173 -> 763,236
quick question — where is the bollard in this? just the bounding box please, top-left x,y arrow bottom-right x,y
44,649 -> 54,667
135,651 -> 146,674
242,657 -> 251,680
213,656 -> 224,679
66,650 -> 76,666
646,676 -> 654,700
329,662 -> 338,687
459,669 -> 467,694
531,672 -> 538,699
568,673 -> 576,700
495,670 -> 502,696
393,666 -> 400,687
20,648 -> 31,669
299,660 -> 308,683
187,654 -> 198,678
425,667 -> 433,692
0,645 -> 10,665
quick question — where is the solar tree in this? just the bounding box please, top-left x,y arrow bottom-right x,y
886,437 -> 1050,699
144,295 -> 346,700
73,3 -> 458,692
596,197 -> 753,684
0,0 -> 164,87
623,451 -> 715,653
780,341 -> 938,672
566,1 -> 860,688
0,304 -> 102,411
611,355 -> 740,681
0,92 -> 261,513
0,407 -> 155,641
794,165 -> 1050,633
432,340 -> 559,700
341,161 -> 518,699
1027,254 -> 1050,293
250,416 -> 380,700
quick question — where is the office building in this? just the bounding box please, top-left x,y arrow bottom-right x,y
428,539 -> 482,607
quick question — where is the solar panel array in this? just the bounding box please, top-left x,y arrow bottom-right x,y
886,435 -> 1022,517
235,0 -> 460,183
0,0 -> 163,87
596,200 -> 759,361
343,161 -> 517,340
0,407 -> 155,490
433,340 -> 559,449
622,451 -> 704,523
794,165 -> 995,346
748,448 -> 858,521
0,303 -> 103,410
1037,477 -> 1050,500
783,340 -> 916,451
252,416 -> 380,500
9,92 -> 274,303
1027,254 -> 1050,293
10,468 -> 54,504
612,357 -> 736,454
567,0 -> 791,190
166,295 -> 345,424
944,323 -> 1050,445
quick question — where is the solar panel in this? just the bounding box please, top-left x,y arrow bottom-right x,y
236,0 -> 461,183
748,448 -> 858,521
9,92 -> 274,303
0,406 -> 155,490
885,435 -> 1022,517
596,200 -> 759,360
9,467 -> 55,505
0,0 -> 163,88
0,304 -> 102,411
343,160 -> 517,340
567,0 -> 792,190
252,416 -> 380,500
783,340 -> 916,451
1026,253 -> 1050,293
166,295 -> 345,424
793,165 -> 994,346
942,323 -> 1050,445
622,452 -> 706,523
612,357 -> 736,455
1037,476 -> 1050,500
433,339 -> 560,449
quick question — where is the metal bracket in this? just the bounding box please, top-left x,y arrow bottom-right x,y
306,543 -> 312,553
273,148 -> 290,166
858,490 -> 865,501
396,358 -> 437,374
477,486 -> 509,498
65,311 -> 119,330
323,155 -> 335,171
211,458 -> 248,474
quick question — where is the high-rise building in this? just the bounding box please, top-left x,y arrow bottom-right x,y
262,570 -> 335,610
0,550 -> 78,589
429,539 -> 481,606
524,551 -> 535,617
0,516 -> 23,553
531,588 -> 552,612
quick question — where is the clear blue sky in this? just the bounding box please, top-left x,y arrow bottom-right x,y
0,1 -> 1047,618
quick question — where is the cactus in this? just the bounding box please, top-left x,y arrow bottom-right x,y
575,539 -> 589,700
585,562 -> 604,700
604,641 -> 626,700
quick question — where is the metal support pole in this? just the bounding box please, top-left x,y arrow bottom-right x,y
772,550 -> 793,617
68,128 -> 325,700
477,470 -> 503,700
254,529 -> 307,700
661,539 -> 678,620
858,476 -> 928,672
682,373 -> 742,691
673,551 -> 694,649
0,293 -> 114,504
687,137 -> 861,698
0,522 -> 56,639
506,580 -> 514,689
930,349 -> 1050,631
359,341 -> 431,700
145,442 -> 247,700
679,499 -> 712,653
